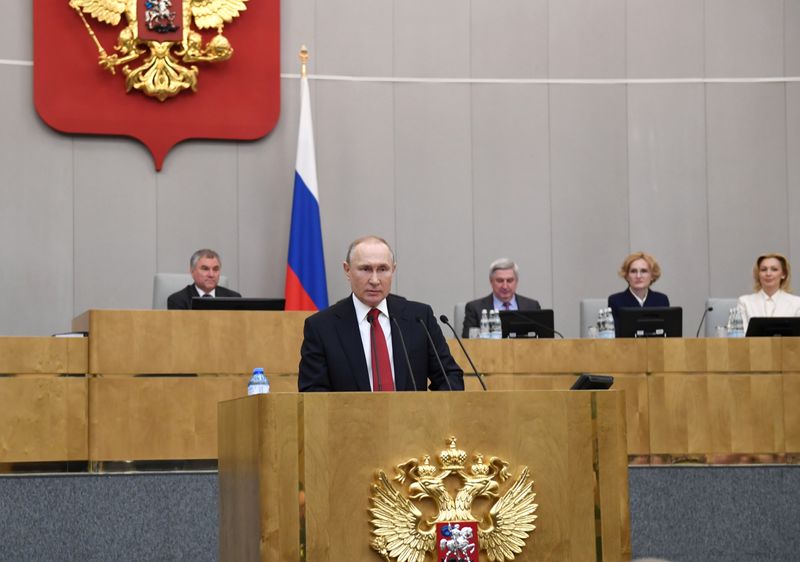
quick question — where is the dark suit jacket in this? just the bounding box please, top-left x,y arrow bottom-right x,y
607,289 -> 670,317
462,294 -> 541,337
166,284 -> 242,310
298,294 -> 464,392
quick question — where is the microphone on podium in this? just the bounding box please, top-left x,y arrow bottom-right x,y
439,314 -> 488,391
416,317 -> 454,391
695,306 -> 713,338
390,316 -> 418,391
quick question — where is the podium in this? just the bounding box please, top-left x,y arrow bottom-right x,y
218,391 -> 631,561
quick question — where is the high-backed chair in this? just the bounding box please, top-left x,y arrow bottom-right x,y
704,298 -> 738,337
580,298 -> 607,338
453,302 -> 467,338
152,273 -> 230,309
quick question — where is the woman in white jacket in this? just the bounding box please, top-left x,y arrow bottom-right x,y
738,253 -> 800,332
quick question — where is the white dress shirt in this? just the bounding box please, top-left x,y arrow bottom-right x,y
352,294 -> 396,391
194,285 -> 215,297
737,289 -> 800,331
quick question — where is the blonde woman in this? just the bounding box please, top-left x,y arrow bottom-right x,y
738,253 -> 800,332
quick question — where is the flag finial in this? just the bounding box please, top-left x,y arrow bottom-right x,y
299,45 -> 309,78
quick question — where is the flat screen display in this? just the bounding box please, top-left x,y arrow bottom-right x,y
614,306 -> 682,338
190,297 -> 286,311
498,309 -> 556,339
745,316 -> 800,337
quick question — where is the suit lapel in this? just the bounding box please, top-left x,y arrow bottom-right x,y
334,296 -> 372,391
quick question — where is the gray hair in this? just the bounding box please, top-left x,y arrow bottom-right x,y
190,248 -> 221,270
345,236 -> 395,265
489,258 -> 519,279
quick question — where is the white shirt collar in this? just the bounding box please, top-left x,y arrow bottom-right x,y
493,295 -> 517,311
352,293 -> 389,321
628,287 -> 648,306
758,288 -> 784,301
195,285 -> 215,298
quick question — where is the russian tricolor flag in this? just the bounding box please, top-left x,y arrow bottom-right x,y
285,71 -> 328,311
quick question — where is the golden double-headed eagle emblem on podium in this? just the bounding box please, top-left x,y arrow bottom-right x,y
369,437 -> 538,562
69,0 -> 247,101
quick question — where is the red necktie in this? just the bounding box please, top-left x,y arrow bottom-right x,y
368,308 -> 395,392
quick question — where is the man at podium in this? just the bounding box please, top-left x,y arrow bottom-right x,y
299,235 -> 464,392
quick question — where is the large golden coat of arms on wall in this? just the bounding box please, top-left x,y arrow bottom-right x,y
369,437 -> 538,562
69,0 -> 247,101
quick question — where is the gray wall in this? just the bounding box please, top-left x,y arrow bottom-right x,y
3,1 -> 800,337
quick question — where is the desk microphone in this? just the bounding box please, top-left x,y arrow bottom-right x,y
416,317 -> 453,391
390,316 -> 418,391
366,313 -> 383,391
505,309 -> 565,338
439,314 -> 487,391
695,306 -> 713,338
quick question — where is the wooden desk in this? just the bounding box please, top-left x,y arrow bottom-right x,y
72,309 -> 311,462
3,310 -> 795,465
456,337 -> 798,461
73,309 -> 310,375
0,337 -> 88,463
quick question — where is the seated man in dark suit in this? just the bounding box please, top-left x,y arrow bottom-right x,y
607,251 -> 670,319
299,235 -> 464,392
167,248 -> 241,309
462,258 -> 541,337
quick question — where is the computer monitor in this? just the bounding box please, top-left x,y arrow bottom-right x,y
190,297 -> 286,311
570,374 -> 614,390
745,316 -> 800,337
499,309 -> 556,339
614,306 -> 682,338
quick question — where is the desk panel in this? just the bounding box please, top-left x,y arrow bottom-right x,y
74,309 -> 310,375
88,376 -> 248,461
0,337 -> 88,374
0,375 -> 88,462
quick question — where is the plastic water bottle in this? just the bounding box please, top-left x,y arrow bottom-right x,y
728,307 -> 745,338
596,308 -> 605,335
726,308 -> 734,334
490,309 -> 502,339
479,309 -> 490,339
247,367 -> 270,395
605,308 -> 616,338
599,308 -> 615,339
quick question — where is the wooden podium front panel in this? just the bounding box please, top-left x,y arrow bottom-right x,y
301,391 -> 629,562
648,373 -> 785,456
594,390 -> 632,560
74,310 -> 309,375
0,376 -> 88,462
611,374 -> 649,455
218,394 -> 301,562
89,376 -> 249,461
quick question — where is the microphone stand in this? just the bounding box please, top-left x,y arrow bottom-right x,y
416,317 -> 453,391
439,314 -> 487,390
